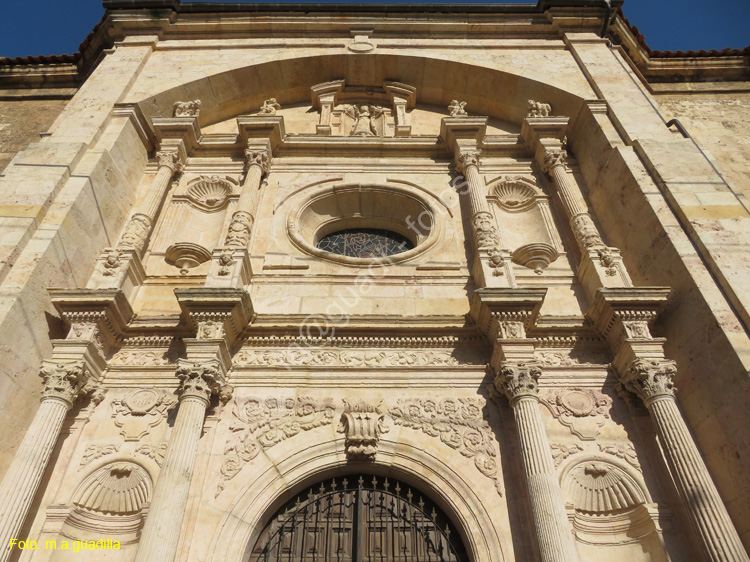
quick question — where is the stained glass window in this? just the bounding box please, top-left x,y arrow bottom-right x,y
317,228 -> 414,258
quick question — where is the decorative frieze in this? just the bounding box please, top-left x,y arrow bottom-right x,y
110,349 -> 174,367
232,347 -> 484,368
337,400 -> 388,460
218,396 -> 336,496
389,398 -> 503,495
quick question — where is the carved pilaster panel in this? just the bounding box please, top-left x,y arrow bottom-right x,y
472,211 -> 501,249
119,213 -> 153,254
225,211 -> 254,247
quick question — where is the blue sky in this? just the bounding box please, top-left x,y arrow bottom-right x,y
0,0 -> 747,58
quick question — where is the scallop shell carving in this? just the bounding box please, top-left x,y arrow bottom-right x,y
185,175 -> 233,211
73,462 -> 152,514
492,179 -> 538,212
563,461 -> 646,514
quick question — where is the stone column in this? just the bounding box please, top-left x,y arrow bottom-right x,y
119,148 -> 183,255
494,362 -> 580,562
0,362 -> 88,562
621,359 -> 750,562
455,149 -> 515,285
224,148 -> 270,248
133,359 -> 222,562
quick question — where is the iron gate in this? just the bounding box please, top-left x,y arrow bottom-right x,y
250,475 -> 468,562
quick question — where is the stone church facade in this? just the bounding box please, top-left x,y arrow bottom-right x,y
0,1 -> 749,561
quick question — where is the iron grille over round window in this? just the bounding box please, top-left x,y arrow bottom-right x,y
250,474 -> 468,562
316,229 -> 414,259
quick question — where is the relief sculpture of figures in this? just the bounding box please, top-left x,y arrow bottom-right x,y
448,99 -> 468,117
344,104 -> 384,136
259,98 -> 281,114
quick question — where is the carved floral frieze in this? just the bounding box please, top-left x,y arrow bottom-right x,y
217,396 -> 336,496
110,349 -> 174,366
389,398 -> 503,496
550,443 -> 583,467
232,348 -> 484,368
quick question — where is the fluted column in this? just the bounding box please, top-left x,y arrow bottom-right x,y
118,149 -> 182,255
134,360 -> 222,562
494,362 -> 579,562
621,359 -> 750,562
0,362 -> 88,562
455,149 -> 515,284
224,148 -> 270,248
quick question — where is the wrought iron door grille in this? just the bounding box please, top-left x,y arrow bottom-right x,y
251,475 -> 468,562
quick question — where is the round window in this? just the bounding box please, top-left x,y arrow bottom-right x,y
316,228 -> 414,258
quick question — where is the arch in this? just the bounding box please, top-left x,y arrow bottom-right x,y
133,53 -> 588,129
206,439 -> 506,562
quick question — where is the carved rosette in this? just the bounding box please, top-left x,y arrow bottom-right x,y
245,149 -> 271,176
39,361 -> 89,408
455,149 -> 480,174
225,211 -> 254,247
494,362 -> 542,405
119,213 -> 153,254
175,359 -> 223,403
620,358 -> 677,406
541,150 -> 566,174
337,400 -> 388,460
571,213 -> 605,249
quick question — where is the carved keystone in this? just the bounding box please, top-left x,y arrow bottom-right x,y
337,400 -> 388,460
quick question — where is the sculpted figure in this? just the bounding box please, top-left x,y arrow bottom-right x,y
344,104 -> 384,136
259,98 -> 281,114
448,100 -> 468,117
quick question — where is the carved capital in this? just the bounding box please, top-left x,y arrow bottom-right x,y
175,359 -> 223,403
620,358 -> 677,405
39,361 -> 89,407
542,150 -> 567,174
455,149 -> 481,174
494,361 -> 541,404
472,211 -> 500,250
119,213 -> 153,254
156,149 -> 182,174
245,149 -> 271,176
225,211 -> 254,247
337,400 -> 388,460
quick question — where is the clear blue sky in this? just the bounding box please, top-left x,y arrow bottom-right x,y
0,0 -> 747,58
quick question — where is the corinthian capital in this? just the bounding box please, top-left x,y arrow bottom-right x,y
175,359 -> 223,403
245,149 -> 271,176
455,149 -> 481,174
620,358 -> 677,405
494,361 -> 541,405
542,150 -> 567,174
39,361 -> 89,408
156,149 -> 182,174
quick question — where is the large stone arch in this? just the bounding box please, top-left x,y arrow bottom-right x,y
206,438 -> 507,562
133,53 -> 588,129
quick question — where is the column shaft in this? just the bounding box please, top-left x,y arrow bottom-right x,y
140,163 -> 177,221
134,396 -> 207,562
649,397 -> 750,562
463,164 -> 492,216
513,396 -> 579,562
548,163 -> 587,218
0,399 -> 68,562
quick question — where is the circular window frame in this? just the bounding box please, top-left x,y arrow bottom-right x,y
287,183 -> 442,266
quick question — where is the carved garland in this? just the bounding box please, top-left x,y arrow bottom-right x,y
389,398 -> 504,496
217,396 -> 336,496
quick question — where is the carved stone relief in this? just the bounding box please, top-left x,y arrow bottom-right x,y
135,442 -> 168,467
598,442 -> 642,472
337,400 -> 388,460
173,99 -> 201,117
389,398 -> 504,496
550,443 -> 583,468
448,100 -> 468,117
527,99 -> 552,117
183,176 -> 233,212
80,444 -> 121,468
542,388 -> 613,440
561,459 -> 647,514
259,98 -> 281,114
73,462 -> 153,515
110,349 -> 174,366
111,389 -> 175,441
217,396 -> 336,496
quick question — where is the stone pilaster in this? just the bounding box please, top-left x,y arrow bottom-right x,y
223,147 -> 270,249
494,362 -> 580,562
590,289 -> 750,562
0,362 -> 88,562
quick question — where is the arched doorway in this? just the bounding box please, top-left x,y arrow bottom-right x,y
249,474 -> 469,562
